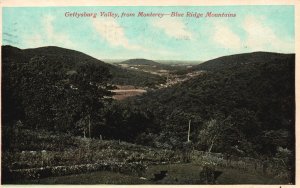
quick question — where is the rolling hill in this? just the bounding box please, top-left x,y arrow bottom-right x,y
120,58 -> 162,66
118,58 -> 192,73
126,52 -> 295,156
190,51 -> 293,72
2,45 -> 165,87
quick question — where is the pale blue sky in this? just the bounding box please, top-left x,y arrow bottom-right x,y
3,6 -> 294,61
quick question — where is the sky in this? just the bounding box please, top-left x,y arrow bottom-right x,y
2,6 -> 295,61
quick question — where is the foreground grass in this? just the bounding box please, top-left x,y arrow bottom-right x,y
3,128 -> 291,184
16,171 -> 146,184
15,163 -> 288,184
217,167 -> 287,184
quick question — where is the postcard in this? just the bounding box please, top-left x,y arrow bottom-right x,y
0,0 -> 298,187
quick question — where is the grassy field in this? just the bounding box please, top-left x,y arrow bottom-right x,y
14,163 -> 287,184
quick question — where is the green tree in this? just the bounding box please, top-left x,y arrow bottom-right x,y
4,55 -> 113,135
69,64 -> 113,138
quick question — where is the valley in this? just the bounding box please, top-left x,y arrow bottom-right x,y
110,59 -> 204,99
1,45 -> 295,184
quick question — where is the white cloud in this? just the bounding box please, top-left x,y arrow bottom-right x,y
92,18 -> 141,50
242,15 -> 294,53
209,16 -> 293,54
212,21 -> 241,50
44,15 -> 55,39
23,15 -> 75,49
43,15 -> 74,48
152,18 -> 192,40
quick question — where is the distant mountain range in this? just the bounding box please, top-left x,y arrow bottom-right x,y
105,59 -> 202,65
120,58 -> 162,66
118,58 -> 196,72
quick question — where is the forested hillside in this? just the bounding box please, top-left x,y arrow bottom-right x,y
2,46 -> 112,138
125,52 -> 295,157
200,51 -> 290,70
2,46 -> 165,88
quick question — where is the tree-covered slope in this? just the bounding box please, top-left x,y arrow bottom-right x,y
2,45 -> 165,87
191,51 -> 293,72
126,52 -> 295,157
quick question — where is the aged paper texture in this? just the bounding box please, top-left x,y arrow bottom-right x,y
0,0 -> 299,187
